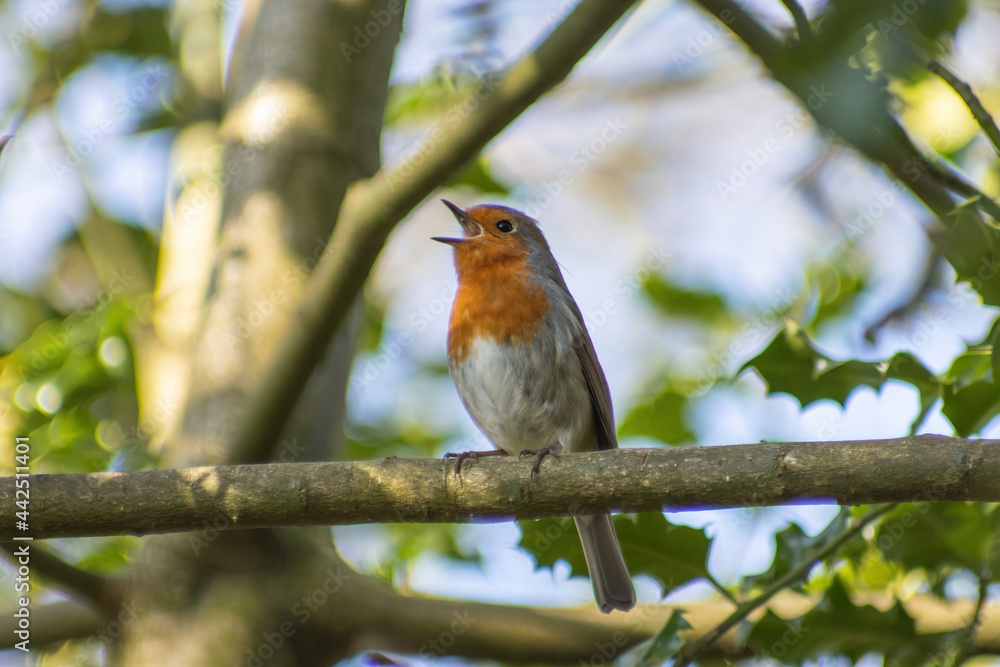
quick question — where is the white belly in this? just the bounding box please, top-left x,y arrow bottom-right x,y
449,336 -> 597,455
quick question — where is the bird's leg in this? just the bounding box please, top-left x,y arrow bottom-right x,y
519,443 -> 563,480
444,448 -> 507,475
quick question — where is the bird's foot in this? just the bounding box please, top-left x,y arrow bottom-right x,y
519,443 -> 563,480
444,449 -> 506,475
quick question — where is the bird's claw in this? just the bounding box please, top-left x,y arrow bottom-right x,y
519,443 -> 562,480
444,449 -> 506,475
444,450 -> 478,475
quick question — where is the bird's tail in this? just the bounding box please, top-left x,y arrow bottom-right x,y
575,514 -> 636,613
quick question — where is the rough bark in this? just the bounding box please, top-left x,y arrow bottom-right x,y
7,437 -> 999,539
114,0 -> 402,663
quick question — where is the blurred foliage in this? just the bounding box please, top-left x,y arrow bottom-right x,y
642,275 -> 730,323
384,60 -> 501,127
4,0 -> 1000,664
808,258 -> 866,325
612,0 -> 1000,649
448,156 -> 509,196
358,294 -> 388,354
742,320 -> 1000,436
342,420 -> 451,460
518,513 -> 713,594
744,509 -> 850,592
747,577 -> 939,666
637,609 -> 690,667
1,294 -> 153,472
370,523 -> 481,589
933,207 -> 1000,299
0,0 -> 179,637
73,535 -> 135,574
16,3 -> 173,113
618,383 -> 695,445
873,502 -> 1000,575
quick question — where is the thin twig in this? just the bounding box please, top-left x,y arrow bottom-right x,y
923,157 -> 1000,223
0,542 -> 109,609
864,251 -> 943,343
674,504 -> 895,667
950,572 -> 990,667
706,572 -> 740,606
780,0 -> 812,41
691,0 -> 978,222
929,59 -> 1000,160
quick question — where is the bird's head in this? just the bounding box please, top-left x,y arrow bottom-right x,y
433,200 -> 550,275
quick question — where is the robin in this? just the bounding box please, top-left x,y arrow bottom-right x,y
433,199 -> 636,614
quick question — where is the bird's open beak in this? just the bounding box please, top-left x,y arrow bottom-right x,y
433,199 -> 481,245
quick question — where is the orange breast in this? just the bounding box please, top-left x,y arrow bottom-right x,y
447,261 -> 550,364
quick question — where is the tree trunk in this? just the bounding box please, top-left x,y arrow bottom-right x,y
115,1 -> 403,663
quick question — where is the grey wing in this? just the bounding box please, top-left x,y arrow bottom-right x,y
574,326 -> 618,451
539,267 -> 618,450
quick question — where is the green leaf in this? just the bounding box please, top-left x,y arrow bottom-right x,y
636,609 -> 691,667
518,516 -> 589,576
518,513 -> 712,593
941,381 -> 1000,436
384,66 -> 493,126
810,260 -> 865,326
344,421 -> 450,460
743,324 -> 883,407
745,325 -> 950,417
847,546 -> 903,590
931,205 -> 1000,306
617,384 -> 694,445
75,537 -> 135,574
843,0 -> 966,83
86,8 -> 172,58
1,293 -> 141,473
875,503 -> 998,574
814,359 -> 885,405
886,352 -> 941,434
615,514 -> 713,592
944,349 -> 992,387
448,158 -> 509,196
885,352 -> 938,392
387,523 -> 479,568
641,275 -> 729,322
747,577 -> 939,667
744,510 -> 850,591
990,321 -> 1000,384
357,296 -> 386,353
742,324 -> 820,405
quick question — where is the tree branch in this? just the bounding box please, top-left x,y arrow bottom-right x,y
0,542 -> 110,609
5,436 -> 999,539
948,569 -> 991,667
780,0 -> 812,42
689,0 -> 997,223
674,504 -> 893,666
0,600 -> 105,649
225,0 -> 639,463
928,59 -> 1000,160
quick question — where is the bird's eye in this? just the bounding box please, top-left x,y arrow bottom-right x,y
495,220 -> 514,233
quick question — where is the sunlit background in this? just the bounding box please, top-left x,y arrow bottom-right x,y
2,0 -> 1000,664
